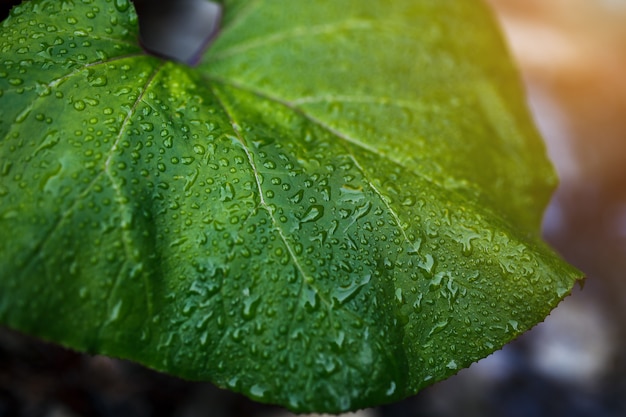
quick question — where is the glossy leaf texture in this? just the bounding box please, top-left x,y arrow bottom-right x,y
0,0 -> 581,413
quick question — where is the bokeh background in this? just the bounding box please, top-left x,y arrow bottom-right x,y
2,0 -> 626,416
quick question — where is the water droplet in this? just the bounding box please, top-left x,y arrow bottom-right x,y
220,182 -> 235,202
556,284 -> 569,298
89,75 -> 107,87
34,130 -> 60,155
428,319 -> 449,336
250,384 -> 266,398
73,100 -> 86,111
2,162 -> 13,177
227,376 -> 239,388
383,257 -> 393,270
129,263 -> 143,279
334,330 -> 345,348
395,288 -> 403,303
114,0 -> 130,12
300,284 -> 318,310
109,300 -> 123,322
231,328 -> 244,342
14,107 -> 30,123
289,190 -> 304,204
412,293 -> 423,311
418,254 -> 435,274
351,201 -> 372,223
401,196 -> 416,206
242,293 -> 260,320
299,205 -> 324,224
331,274 -> 371,305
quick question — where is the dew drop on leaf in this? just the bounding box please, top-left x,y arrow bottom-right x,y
140,122 -> 153,132
108,300 -> 123,323
114,0 -> 130,13
299,205 -> 324,224
89,75 -> 107,87
220,182 -> 235,202
242,293 -> 261,320
73,100 -> 86,111
289,190 -> 304,204
331,274 -> 371,306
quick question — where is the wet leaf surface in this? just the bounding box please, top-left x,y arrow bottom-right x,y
0,0 -> 581,412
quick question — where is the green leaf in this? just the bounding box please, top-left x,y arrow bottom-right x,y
0,0 -> 581,412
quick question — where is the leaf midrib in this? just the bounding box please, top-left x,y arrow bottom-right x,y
207,83 -> 351,339
19,61 -> 165,324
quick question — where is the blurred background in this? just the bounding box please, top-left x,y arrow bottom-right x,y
2,0 -> 626,416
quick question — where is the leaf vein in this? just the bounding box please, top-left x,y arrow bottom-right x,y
208,85 -> 318,290
348,154 -> 421,254
102,62 -> 165,319
208,20 -> 373,61
20,62 -> 165,320
291,94 -> 427,112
